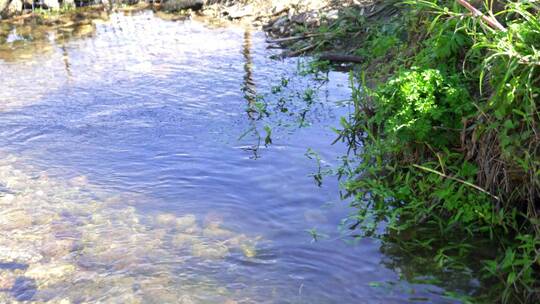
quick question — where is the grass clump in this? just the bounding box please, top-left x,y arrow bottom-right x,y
319,0 -> 540,302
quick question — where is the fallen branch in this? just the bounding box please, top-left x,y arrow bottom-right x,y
456,0 -> 506,31
284,42 -> 321,57
318,53 -> 363,64
413,164 -> 501,201
266,33 -> 321,44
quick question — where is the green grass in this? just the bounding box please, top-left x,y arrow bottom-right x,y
297,0 -> 540,302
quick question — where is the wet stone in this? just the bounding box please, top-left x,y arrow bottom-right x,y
25,262 -> 76,287
11,276 -> 37,301
175,214 -> 197,231
192,242 -> 229,259
0,245 -> 43,264
203,222 -> 234,239
0,271 -> 17,289
40,238 -> 75,259
155,213 -> 176,227
0,209 -> 32,230
240,244 -> 257,258
171,233 -> 197,248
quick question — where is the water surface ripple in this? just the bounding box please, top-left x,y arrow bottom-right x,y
0,11 -> 465,303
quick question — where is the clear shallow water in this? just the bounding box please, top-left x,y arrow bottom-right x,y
0,10 -> 468,303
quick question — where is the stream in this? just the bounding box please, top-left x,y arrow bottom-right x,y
0,10 -> 472,303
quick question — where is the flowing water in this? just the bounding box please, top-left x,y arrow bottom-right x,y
0,10 -> 474,303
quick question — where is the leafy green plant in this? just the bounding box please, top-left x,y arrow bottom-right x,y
372,68 -> 473,145
331,1 -> 540,302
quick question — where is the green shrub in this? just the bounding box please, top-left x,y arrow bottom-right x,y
333,1 -> 540,302
372,68 -> 473,146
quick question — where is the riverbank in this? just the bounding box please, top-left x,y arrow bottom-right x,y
281,1 -> 539,303
221,0 -> 540,302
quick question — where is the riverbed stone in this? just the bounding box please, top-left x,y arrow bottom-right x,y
161,0 -> 203,13
203,222 -> 234,239
171,232 -> 197,248
0,209 -> 33,230
175,214 -> 196,230
40,238 -> 75,259
240,243 -> 257,258
0,245 -> 43,264
69,175 -> 88,187
155,213 -> 176,227
25,262 -> 76,287
32,209 -> 60,225
6,0 -> 22,17
0,0 -> 10,18
43,0 -> 60,10
192,242 -> 229,259
11,276 -> 37,301
0,270 -> 17,289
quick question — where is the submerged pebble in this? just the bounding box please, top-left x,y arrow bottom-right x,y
25,262 -> 77,287
0,209 -> 33,230
0,153 -> 262,302
192,242 -> 230,259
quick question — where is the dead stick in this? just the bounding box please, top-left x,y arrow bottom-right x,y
456,0 -> 506,31
266,33 -> 321,44
285,42 -> 320,57
413,164 -> 500,201
318,53 -> 363,64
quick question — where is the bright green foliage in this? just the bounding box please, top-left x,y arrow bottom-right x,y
357,33 -> 401,58
372,68 -> 472,145
329,0 -> 540,303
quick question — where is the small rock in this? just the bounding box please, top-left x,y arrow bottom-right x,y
0,271 -> 16,289
69,175 -> 88,187
171,233 -> 196,248
272,16 -> 289,30
0,209 -> 32,230
0,245 -> 43,264
326,10 -> 339,20
40,238 -> 75,259
161,0 -> 203,13
175,214 -> 196,231
192,242 -> 229,259
43,0 -> 60,10
5,0 -> 22,17
11,276 -> 37,301
240,244 -> 256,258
0,0 -> 10,18
25,262 -> 76,287
155,213 -> 176,227
203,223 -> 234,239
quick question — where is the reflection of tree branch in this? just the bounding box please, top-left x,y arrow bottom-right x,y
241,29 -> 262,159
61,45 -> 72,79
242,29 -> 258,120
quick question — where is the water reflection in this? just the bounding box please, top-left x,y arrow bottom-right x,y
0,9 -> 107,62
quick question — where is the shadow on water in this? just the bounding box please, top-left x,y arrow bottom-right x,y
0,9 -> 479,303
